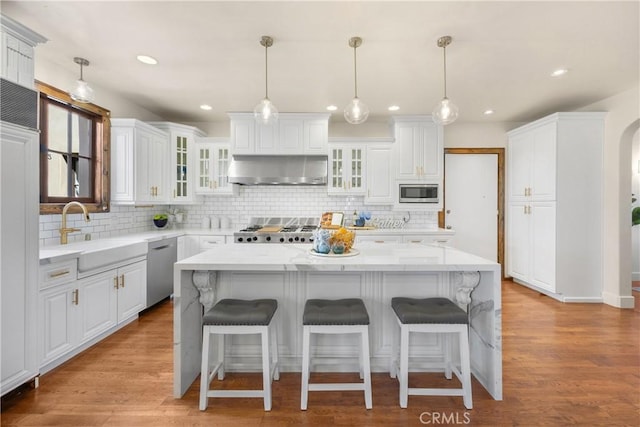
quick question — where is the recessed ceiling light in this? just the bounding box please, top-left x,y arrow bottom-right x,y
483,109 -> 494,115
550,68 -> 568,77
388,105 -> 400,111
326,105 -> 338,111
137,55 -> 158,65
200,104 -> 213,111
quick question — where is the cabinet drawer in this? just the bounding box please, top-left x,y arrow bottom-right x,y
40,259 -> 78,289
403,235 -> 452,246
199,235 -> 226,249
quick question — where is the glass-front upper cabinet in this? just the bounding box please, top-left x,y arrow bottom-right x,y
147,122 -> 206,204
195,137 -> 232,195
328,143 -> 366,195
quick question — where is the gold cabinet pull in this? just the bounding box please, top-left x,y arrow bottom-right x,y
120,274 -> 125,288
49,269 -> 70,278
72,289 -> 79,305
114,276 -> 119,289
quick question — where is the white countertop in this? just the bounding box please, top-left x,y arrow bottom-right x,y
176,241 -> 497,272
39,228 -> 453,264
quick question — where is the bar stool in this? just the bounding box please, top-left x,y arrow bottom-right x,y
199,299 -> 279,411
390,297 -> 472,409
301,298 -> 372,410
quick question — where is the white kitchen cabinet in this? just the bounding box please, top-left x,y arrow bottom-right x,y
148,122 -> 206,204
506,112 -> 605,301
228,113 -> 329,155
199,235 -> 226,249
403,234 -> 452,246
1,123 -> 39,396
508,121 -> 556,201
365,144 -> 395,205
38,259 -> 146,373
195,138 -> 232,195
177,235 -> 226,260
328,143 -> 366,195
391,116 -> 442,182
1,15 -> 46,89
356,234 -> 403,244
507,202 -> 556,292
111,119 -> 169,204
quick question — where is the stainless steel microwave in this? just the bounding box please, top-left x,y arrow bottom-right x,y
398,183 -> 439,203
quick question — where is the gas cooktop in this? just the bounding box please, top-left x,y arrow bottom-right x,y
234,217 -> 319,243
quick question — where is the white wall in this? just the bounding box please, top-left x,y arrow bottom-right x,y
578,85 -> 640,308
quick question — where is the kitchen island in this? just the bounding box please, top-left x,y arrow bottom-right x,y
173,242 -> 502,400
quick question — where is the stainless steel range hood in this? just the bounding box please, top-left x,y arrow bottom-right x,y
228,155 -> 328,185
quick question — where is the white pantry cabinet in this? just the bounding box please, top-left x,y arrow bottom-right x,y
365,143 -> 395,205
195,137 -> 232,195
1,123 -> 39,396
391,116 -> 442,182
228,113 -> 329,155
506,112 -> 605,301
39,259 -> 147,373
328,142 -> 366,195
111,119 -> 169,204
148,122 -> 206,204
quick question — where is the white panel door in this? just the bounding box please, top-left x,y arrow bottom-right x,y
530,202 -> 556,292
445,154 -> 498,262
508,133 -> 531,201
507,203 -> 530,280
78,271 -> 117,344
531,123 -> 557,201
117,261 -> 147,322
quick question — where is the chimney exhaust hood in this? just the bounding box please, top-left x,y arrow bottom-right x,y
228,155 -> 328,185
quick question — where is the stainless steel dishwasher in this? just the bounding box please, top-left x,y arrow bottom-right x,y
147,237 -> 177,307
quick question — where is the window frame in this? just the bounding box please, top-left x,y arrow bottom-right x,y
36,81 -> 111,214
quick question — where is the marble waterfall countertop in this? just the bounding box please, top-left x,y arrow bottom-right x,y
175,241 -> 490,272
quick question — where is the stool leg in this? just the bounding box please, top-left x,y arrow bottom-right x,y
300,326 -> 311,410
390,320 -> 399,379
199,328 -> 211,411
444,333 -> 452,380
261,327 -> 272,411
361,327 -> 373,410
271,321 -> 280,381
399,324 -> 409,409
459,328 -> 473,410
358,332 -> 364,380
217,334 -> 225,380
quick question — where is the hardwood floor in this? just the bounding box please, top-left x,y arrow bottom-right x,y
2,281 -> 639,426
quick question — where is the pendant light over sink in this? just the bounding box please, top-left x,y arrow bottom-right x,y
344,36 -> 369,125
70,57 -> 94,103
254,35 -> 278,125
432,36 -> 459,125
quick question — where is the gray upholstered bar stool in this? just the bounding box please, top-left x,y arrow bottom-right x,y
390,297 -> 472,409
301,298 -> 372,410
199,299 -> 279,411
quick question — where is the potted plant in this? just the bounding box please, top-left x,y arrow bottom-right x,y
153,214 -> 168,229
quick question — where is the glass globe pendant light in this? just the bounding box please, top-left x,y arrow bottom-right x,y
70,57 -> 95,103
344,36 -> 369,125
432,36 -> 459,125
254,36 -> 278,124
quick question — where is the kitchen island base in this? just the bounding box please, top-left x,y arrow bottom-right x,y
174,243 -> 502,401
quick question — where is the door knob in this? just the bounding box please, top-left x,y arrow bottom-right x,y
446,225 -> 452,229
446,210 -> 451,214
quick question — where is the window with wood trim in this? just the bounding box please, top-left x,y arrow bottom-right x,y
37,81 -> 110,214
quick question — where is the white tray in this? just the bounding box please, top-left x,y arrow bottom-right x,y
308,248 -> 360,258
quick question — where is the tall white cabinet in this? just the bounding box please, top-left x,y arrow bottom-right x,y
1,123 -> 40,395
506,112 -> 606,302
1,15 -> 45,397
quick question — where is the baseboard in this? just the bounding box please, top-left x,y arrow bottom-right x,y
602,291 -> 636,309
562,296 -> 604,303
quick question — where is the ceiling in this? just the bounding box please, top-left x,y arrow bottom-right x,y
3,1 -> 639,125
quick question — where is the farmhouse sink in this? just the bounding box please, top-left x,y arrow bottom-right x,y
71,239 -> 148,272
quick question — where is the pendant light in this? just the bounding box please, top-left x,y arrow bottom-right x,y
432,36 -> 458,125
254,36 -> 278,124
344,36 -> 369,125
70,57 -> 95,103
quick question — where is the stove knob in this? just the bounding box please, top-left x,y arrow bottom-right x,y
294,236 -> 300,242
252,236 -> 258,241
288,237 -> 294,243
279,237 -> 285,243
300,237 -> 306,242
237,237 -> 243,242
266,236 -> 271,242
